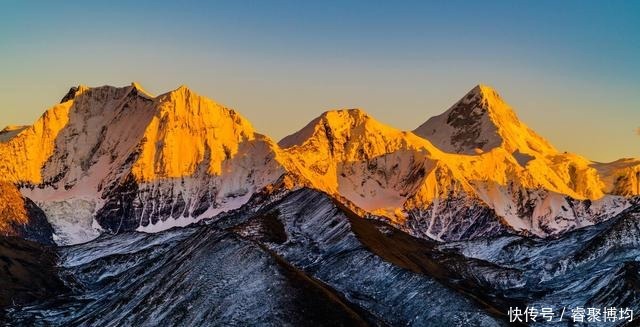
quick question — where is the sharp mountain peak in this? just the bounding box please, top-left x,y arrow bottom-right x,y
414,84 -> 556,155
279,107 -> 424,151
469,83 -> 501,97
320,108 -> 368,117
318,108 -> 375,127
162,84 -> 194,96
451,84 -> 514,120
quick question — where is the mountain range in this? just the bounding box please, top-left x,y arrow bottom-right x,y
1,83 -> 640,326
1,83 -> 637,245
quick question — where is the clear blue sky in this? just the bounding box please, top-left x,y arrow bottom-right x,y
1,0 -> 638,161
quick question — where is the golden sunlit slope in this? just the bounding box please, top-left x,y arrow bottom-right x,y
413,85 -> 614,198
0,96 -> 75,184
0,182 -> 30,234
0,84 -> 288,184
278,109 -> 466,221
0,84 -> 156,187
592,158 -> 640,196
131,85 -> 263,180
279,109 -> 443,194
0,84 -> 292,244
403,84 -> 638,238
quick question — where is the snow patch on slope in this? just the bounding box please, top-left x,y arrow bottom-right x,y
36,199 -> 102,245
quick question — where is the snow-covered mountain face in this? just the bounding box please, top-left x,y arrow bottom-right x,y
279,86 -> 637,241
592,158 -> 640,196
408,86 -> 638,239
279,109 -> 446,220
0,84 -> 290,244
0,83 -> 637,245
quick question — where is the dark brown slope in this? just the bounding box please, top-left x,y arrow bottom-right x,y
0,236 -> 68,318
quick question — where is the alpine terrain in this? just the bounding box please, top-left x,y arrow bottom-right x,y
1,83 -> 639,326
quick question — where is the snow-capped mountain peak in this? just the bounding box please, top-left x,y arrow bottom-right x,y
280,108 -> 440,159
0,83 -> 291,244
414,84 -> 556,155
279,108 -> 449,221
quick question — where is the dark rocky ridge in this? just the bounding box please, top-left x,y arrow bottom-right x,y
6,188 -> 640,326
5,226 -> 374,326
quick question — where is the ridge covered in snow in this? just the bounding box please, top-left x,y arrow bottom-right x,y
277,85 -> 638,240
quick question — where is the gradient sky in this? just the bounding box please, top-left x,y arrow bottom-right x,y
1,0 -> 638,161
